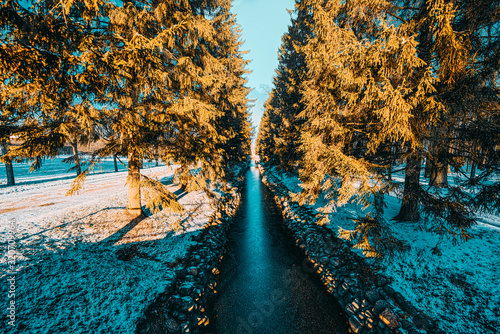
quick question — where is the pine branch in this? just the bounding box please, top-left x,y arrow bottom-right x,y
140,173 -> 185,216
65,158 -> 98,196
338,214 -> 408,259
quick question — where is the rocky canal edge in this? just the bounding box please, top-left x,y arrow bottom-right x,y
259,164 -> 440,334
135,166 -> 247,334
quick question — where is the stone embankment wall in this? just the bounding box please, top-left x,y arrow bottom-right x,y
136,172 -> 245,334
260,165 -> 438,334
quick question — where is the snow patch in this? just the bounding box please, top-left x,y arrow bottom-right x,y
268,167 -> 500,333
1,162 -> 217,333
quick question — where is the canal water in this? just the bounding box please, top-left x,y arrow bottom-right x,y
206,162 -> 349,333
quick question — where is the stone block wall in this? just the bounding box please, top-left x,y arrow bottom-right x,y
260,166 -> 438,334
136,179 -> 244,334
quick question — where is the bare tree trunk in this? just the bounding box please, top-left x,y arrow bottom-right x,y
469,145 -> 481,180
395,153 -> 422,221
1,141 -> 15,186
127,150 -> 142,216
427,144 -> 448,187
5,159 -> 15,186
179,164 -> 189,190
154,148 -> 159,166
70,141 -> 81,176
113,154 -> 119,172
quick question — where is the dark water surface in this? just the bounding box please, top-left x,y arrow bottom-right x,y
206,162 -> 349,334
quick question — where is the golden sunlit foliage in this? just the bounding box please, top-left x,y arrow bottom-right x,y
0,0 -> 251,215
258,0 -> 500,258
256,6 -> 312,171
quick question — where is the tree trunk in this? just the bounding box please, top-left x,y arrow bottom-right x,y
424,157 -> 432,178
1,141 -> 15,186
70,141 -> 81,176
5,159 -> 15,186
426,139 -> 448,187
428,126 -> 449,187
470,160 -> 476,180
425,130 -> 449,187
395,153 -> 422,221
113,154 -> 119,172
469,145 -> 481,180
127,150 -> 142,216
429,159 -> 448,187
177,164 -> 189,191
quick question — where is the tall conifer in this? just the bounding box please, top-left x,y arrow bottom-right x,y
1,0 -> 251,216
256,2 -> 312,170
0,0 -> 105,179
393,0 -> 500,238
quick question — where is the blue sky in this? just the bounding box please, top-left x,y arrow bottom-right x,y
231,0 -> 295,136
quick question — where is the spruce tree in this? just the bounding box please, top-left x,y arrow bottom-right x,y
293,0 -> 441,256
297,0 -> 436,206
0,0 -> 105,176
193,2 -> 252,182
1,0 -> 251,217
258,0 -> 500,256
393,0 -> 500,238
91,0 -> 250,214
256,105 -> 274,162
433,0 -> 500,216
256,93 -> 278,164
256,2 -> 312,171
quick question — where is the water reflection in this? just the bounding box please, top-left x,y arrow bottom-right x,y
241,163 -> 269,280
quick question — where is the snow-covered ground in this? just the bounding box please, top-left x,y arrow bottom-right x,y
0,159 -> 217,333
268,166 -> 500,334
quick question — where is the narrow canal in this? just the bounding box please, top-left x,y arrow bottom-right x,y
206,162 -> 349,333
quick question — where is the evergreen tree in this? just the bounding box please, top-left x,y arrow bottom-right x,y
0,0 -> 105,177
434,0 -> 500,216
393,0 -> 500,237
256,92 -> 278,164
258,0 -> 500,257
298,0 -> 499,255
1,0 -> 251,217
256,2 -> 312,170
293,0 -> 440,256
256,103 -> 274,162
296,1 -> 434,202
91,0 -> 251,214
195,3 -> 252,182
